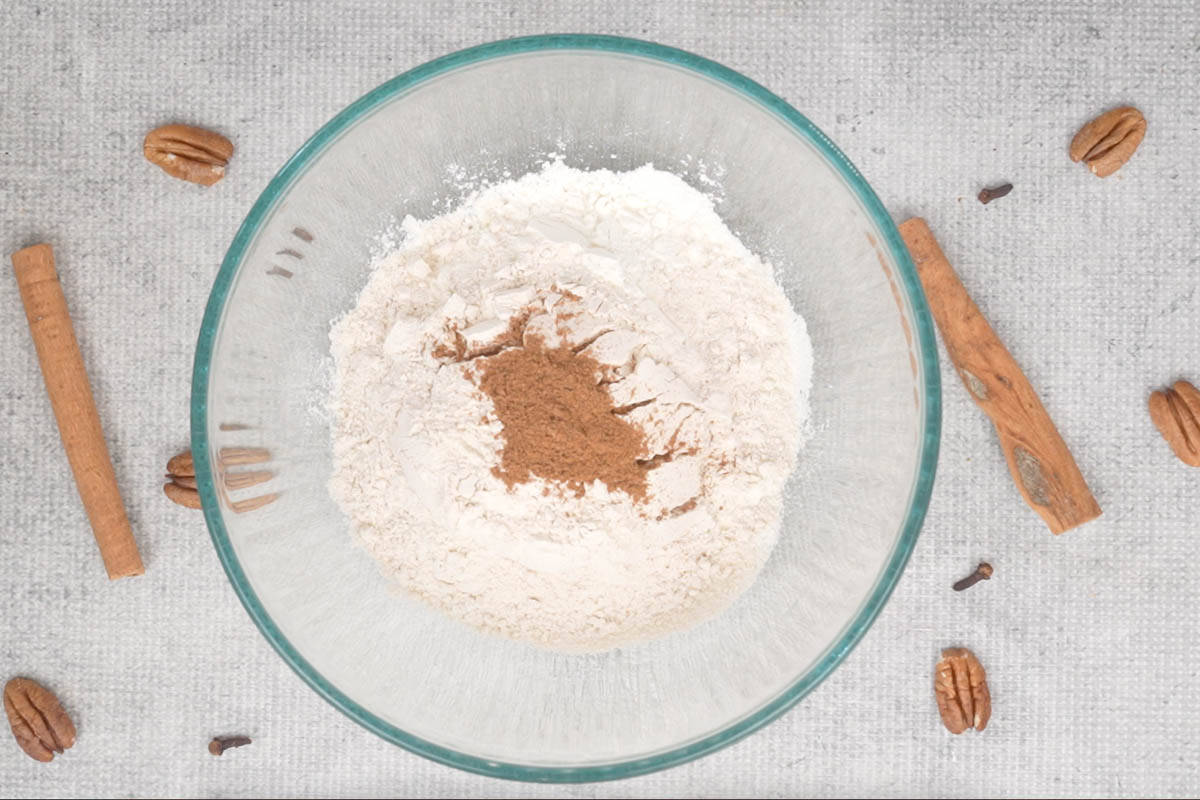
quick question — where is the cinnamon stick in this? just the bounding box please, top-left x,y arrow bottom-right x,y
899,218 -> 1101,534
11,243 -> 144,578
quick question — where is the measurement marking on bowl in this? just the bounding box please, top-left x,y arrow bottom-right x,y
219,422 -> 252,431
292,227 -> 314,242
266,265 -> 294,279
275,248 -> 304,259
224,469 -> 273,490
218,447 -> 271,466
231,492 -> 279,513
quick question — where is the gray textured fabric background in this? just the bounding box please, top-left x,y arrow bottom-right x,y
2,1 -> 1198,797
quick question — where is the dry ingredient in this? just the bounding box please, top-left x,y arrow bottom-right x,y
11,243 -> 144,579
1148,380 -> 1200,467
330,162 -> 812,652
934,647 -> 992,734
899,218 -> 1100,534
1069,106 -> 1146,178
952,562 -> 994,591
208,735 -> 252,756
143,124 -> 233,186
4,677 -> 77,762
475,331 -> 657,501
167,450 -> 194,476
163,481 -> 202,509
164,448 -> 202,508
977,183 -> 1013,205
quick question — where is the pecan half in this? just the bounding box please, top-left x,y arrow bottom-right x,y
4,678 -> 76,762
143,124 -> 233,186
1068,106 -> 1146,178
167,449 -> 195,477
934,647 -> 991,734
164,449 -> 203,509
163,481 -> 202,509
1149,380 -> 1200,467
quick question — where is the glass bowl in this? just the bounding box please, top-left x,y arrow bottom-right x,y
192,35 -> 940,782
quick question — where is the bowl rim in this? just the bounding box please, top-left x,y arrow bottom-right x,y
192,33 -> 941,783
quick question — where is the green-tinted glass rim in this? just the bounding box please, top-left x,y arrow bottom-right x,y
191,33 -> 941,784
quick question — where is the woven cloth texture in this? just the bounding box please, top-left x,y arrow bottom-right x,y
1,0 -> 1197,796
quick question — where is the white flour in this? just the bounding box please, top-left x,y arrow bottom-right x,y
329,162 -> 812,652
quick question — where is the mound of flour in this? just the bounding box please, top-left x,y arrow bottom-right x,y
329,162 -> 812,652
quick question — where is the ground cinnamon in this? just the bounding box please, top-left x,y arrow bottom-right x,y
476,334 -> 653,500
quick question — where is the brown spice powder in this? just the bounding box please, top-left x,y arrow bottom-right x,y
431,307 -> 537,364
476,334 -> 653,500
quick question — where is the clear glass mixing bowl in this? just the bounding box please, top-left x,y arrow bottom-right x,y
192,35 -> 940,781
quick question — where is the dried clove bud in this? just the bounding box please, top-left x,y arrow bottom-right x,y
208,735 -> 252,756
977,183 -> 1013,205
952,562 -> 994,591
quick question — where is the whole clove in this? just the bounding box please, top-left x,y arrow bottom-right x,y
952,562 -> 994,592
208,735 -> 252,756
977,183 -> 1013,205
